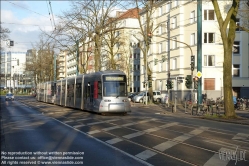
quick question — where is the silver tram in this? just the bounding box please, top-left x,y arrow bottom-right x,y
36,70 -> 131,114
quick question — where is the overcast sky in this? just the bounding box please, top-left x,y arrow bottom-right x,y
1,1 -> 71,52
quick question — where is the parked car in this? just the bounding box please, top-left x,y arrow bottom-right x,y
133,91 -> 162,103
133,91 -> 148,103
152,90 -> 162,103
128,92 -> 138,101
5,93 -> 14,101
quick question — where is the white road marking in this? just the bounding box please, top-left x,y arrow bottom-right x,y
153,140 -> 178,152
64,120 -> 74,123
102,126 -> 121,131
87,121 -> 105,125
123,131 -> 145,139
144,127 -> 161,133
232,133 -> 249,141
173,133 -> 192,142
106,138 -> 123,145
135,150 -> 157,160
73,124 -> 85,128
87,130 -> 100,135
203,148 -> 231,166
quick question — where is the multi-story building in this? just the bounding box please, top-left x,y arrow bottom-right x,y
57,50 -> 67,79
139,0 -> 249,100
0,51 -> 26,92
232,2 -> 249,98
100,8 -> 141,93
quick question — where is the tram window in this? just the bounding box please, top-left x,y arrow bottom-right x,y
103,82 -> 126,97
67,84 -> 70,97
85,85 -> 90,98
98,81 -> 102,99
76,83 -> 81,98
62,85 -> 65,95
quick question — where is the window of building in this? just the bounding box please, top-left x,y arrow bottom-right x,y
233,41 -> 240,54
204,10 -> 215,20
190,10 -> 195,23
204,33 -> 215,43
115,53 -> 120,60
236,18 -> 241,31
191,33 -> 195,45
165,42 -> 168,52
116,42 -> 120,48
166,2 -> 171,12
159,6 -> 162,16
172,37 -> 177,49
133,53 -> 136,59
159,43 -> 162,53
204,78 -> 215,90
172,17 -> 177,29
204,55 -> 215,66
174,0 -> 179,7
116,31 -> 120,37
172,58 -> 177,69
233,64 -> 240,77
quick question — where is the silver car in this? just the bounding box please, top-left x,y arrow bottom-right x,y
5,93 -> 14,101
133,92 -> 148,103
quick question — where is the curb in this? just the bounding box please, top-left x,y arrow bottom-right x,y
132,103 -> 249,126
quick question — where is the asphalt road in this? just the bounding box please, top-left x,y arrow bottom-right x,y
1,96 -> 249,166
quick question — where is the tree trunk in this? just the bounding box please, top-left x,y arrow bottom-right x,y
223,44 -> 236,117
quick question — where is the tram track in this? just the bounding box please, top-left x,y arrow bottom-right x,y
18,98 -> 249,165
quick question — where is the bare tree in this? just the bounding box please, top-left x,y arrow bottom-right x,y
0,25 -> 10,51
25,35 -> 56,85
134,0 -> 159,101
54,0 -> 126,73
211,0 -> 249,117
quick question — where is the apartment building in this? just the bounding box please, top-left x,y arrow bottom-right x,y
139,0 -> 249,100
0,51 -> 26,92
57,50 -> 67,79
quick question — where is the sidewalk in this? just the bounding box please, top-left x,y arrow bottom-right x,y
131,102 -> 249,125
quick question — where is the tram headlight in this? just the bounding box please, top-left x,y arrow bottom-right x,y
122,99 -> 128,102
104,100 -> 111,102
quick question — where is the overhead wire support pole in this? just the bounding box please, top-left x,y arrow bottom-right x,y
197,0 -> 202,111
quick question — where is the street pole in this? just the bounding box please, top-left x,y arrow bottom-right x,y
76,40 -> 79,76
174,77 -> 177,113
197,0 -> 202,109
167,16 -> 171,108
145,40 -> 148,105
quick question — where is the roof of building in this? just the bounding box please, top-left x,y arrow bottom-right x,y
117,7 -> 141,20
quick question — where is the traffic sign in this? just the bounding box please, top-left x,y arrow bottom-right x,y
196,71 -> 202,78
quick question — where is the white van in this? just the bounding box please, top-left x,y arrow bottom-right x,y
141,90 -> 162,103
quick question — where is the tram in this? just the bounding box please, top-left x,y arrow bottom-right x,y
36,70 -> 131,115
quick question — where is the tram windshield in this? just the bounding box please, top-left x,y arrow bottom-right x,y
103,75 -> 127,97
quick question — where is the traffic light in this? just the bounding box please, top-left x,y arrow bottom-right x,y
147,32 -> 152,45
190,55 -> 195,71
148,81 -> 152,88
185,75 -> 192,89
166,80 -> 172,90
193,76 -> 199,89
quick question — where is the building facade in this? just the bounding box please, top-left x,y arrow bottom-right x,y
139,0 -> 249,100
0,51 -> 27,93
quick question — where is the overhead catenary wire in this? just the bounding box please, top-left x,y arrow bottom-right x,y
48,0 -> 56,30
46,0 -> 54,29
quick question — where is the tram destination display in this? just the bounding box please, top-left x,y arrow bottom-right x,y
103,75 -> 126,82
